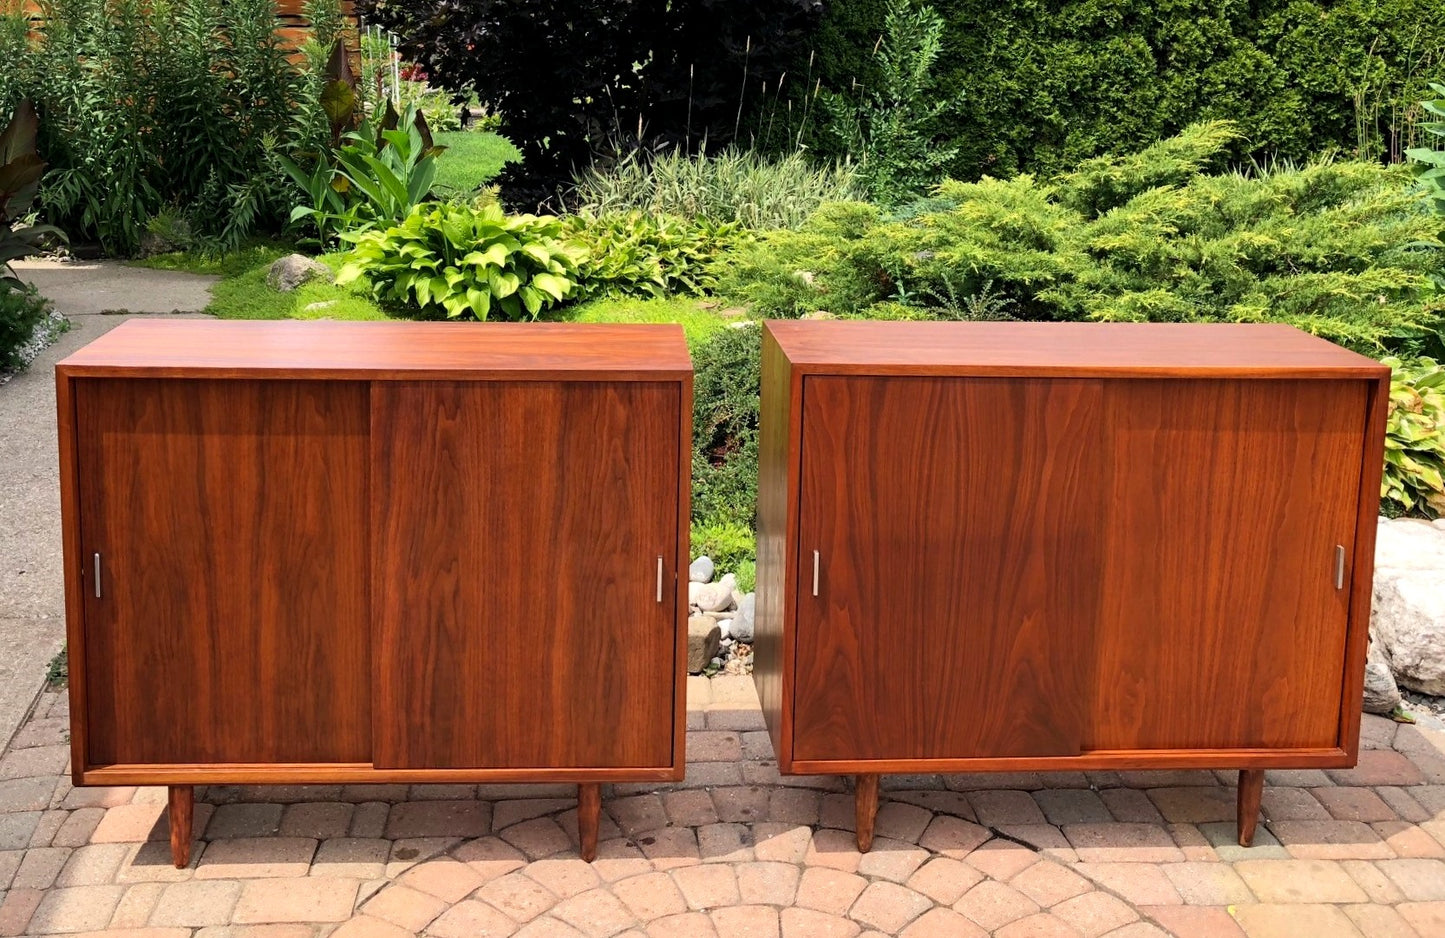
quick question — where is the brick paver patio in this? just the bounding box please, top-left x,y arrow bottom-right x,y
2,676 -> 1444,937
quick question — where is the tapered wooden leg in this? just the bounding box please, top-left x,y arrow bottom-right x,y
578,783 -> 601,862
1237,769 -> 1264,847
855,774 -> 880,853
168,785 -> 193,869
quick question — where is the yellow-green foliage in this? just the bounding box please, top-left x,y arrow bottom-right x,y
722,123 -> 1445,352
1383,357 -> 1445,518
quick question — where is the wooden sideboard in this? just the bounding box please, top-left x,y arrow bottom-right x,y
56,320 -> 692,866
755,321 -> 1390,851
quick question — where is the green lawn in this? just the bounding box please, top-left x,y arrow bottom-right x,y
137,247 -> 734,343
432,132 -> 522,192
553,296 -> 731,349
137,215 -> 736,343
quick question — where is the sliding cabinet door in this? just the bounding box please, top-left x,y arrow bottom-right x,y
372,381 -> 679,770
792,376 -> 1106,763
1090,380 -> 1368,751
76,379 -> 371,766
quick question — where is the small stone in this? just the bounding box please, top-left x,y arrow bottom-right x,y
688,617 -> 721,674
724,659 -> 747,676
690,556 -> 715,583
303,300 -> 338,312
1372,517 -> 1445,694
732,594 -> 755,643
718,619 -> 733,639
267,254 -> 333,292
1364,634 -> 1401,715
695,574 -> 737,613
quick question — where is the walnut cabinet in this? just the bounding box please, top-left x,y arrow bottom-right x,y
755,321 -> 1390,850
57,320 -> 692,866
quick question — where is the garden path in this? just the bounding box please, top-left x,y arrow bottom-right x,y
0,260 -> 216,751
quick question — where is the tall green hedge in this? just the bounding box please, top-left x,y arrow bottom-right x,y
804,0 -> 1445,178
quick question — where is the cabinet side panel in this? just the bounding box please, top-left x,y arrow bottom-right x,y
56,371 -> 88,780
1091,379 -> 1366,752
793,377 -> 1105,762
372,381 -> 678,770
755,329 -> 799,768
1338,376 -> 1390,758
75,379 -> 372,766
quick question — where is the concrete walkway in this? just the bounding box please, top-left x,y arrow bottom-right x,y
0,260 -> 217,750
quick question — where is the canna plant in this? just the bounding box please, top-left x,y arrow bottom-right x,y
279,40 -> 446,247
1407,82 -> 1445,218
337,201 -> 586,319
1382,357 -> 1445,518
1,101 -> 65,283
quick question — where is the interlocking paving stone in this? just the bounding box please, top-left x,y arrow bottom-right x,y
1,678 -> 1445,936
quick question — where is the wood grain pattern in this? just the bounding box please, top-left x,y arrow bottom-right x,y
1089,380 -> 1368,752
764,321 -> 1387,378
371,381 -> 679,770
754,328 -> 800,769
75,379 -> 371,767
792,376 -> 1105,762
757,322 -> 1384,785
57,320 -> 692,381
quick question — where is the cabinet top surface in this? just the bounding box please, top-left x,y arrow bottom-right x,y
764,321 -> 1389,378
56,320 -> 693,379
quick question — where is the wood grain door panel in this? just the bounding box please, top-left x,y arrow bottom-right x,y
372,382 -> 678,769
76,379 -> 371,766
1090,380 -> 1367,752
793,377 -> 1105,762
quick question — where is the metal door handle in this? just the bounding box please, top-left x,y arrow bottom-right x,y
656,556 -> 664,603
94,552 -> 102,599
1334,545 -> 1346,590
812,550 -> 820,597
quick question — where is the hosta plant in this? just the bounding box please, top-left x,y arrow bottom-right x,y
337,202 -> 585,319
566,211 -> 739,299
1382,357 -> 1445,518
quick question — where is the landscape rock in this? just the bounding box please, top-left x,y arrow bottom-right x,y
688,581 -> 704,606
694,573 -> 737,613
1363,635 -> 1401,714
731,593 -> 756,643
689,556 -> 715,583
267,254 -> 332,292
1371,517 -> 1445,695
717,618 -> 732,639
688,615 -> 721,674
